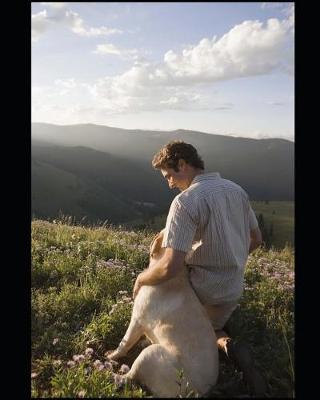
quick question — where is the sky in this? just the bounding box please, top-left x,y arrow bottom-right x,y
32,2 -> 294,141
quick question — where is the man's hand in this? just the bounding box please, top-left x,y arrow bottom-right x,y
132,248 -> 186,299
133,273 -> 144,299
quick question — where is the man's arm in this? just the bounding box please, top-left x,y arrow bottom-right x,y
249,226 -> 263,253
133,247 -> 186,298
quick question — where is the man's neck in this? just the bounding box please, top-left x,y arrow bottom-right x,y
183,169 -> 205,190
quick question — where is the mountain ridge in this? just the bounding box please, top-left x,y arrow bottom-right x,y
32,122 -> 294,143
32,123 -> 294,224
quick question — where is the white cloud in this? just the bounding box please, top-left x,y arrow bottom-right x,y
65,10 -> 123,37
32,7 -> 123,42
32,12 -> 293,119
32,73 -> 215,123
32,10 -> 49,42
85,12 -> 294,112
93,43 -> 138,58
162,16 -> 294,84
54,78 -> 76,87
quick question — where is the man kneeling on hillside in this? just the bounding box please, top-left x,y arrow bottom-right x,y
133,140 -> 267,396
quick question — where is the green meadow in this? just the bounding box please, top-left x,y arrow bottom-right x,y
31,218 -> 294,398
251,201 -> 294,249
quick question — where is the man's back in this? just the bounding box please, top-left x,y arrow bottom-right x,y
162,172 -> 258,304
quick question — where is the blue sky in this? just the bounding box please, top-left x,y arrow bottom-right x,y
32,2 -> 294,140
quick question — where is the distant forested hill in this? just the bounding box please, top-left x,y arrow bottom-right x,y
32,123 -> 294,223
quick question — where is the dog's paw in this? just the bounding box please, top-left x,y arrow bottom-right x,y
104,349 -> 121,363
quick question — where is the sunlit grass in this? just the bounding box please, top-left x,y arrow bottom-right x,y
31,218 -> 294,397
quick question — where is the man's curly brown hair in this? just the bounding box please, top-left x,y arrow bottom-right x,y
152,140 -> 204,172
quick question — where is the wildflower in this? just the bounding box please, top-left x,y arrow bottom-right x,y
118,290 -> 128,295
104,361 -> 113,371
113,373 -> 125,387
288,271 -> 294,279
53,360 -> 62,367
119,364 -> 130,374
77,389 -> 86,398
31,372 -> 38,379
93,360 -> 104,371
85,347 -> 94,357
109,304 -> 118,315
73,354 -> 85,363
67,360 -> 76,368
52,338 -> 59,345
71,234 -> 76,240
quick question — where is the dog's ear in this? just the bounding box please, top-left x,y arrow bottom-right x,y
150,231 -> 164,256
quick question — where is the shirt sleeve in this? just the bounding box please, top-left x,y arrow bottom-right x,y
162,196 -> 198,253
249,205 -> 259,230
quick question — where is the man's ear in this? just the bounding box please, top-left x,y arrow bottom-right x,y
178,159 -> 187,171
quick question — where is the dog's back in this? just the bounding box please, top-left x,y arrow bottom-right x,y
131,245 -> 219,395
108,232 -> 219,397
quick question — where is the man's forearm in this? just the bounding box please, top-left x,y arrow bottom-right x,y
139,258 -> 175,286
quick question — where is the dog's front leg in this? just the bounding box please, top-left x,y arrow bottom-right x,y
106,318 -> 144,361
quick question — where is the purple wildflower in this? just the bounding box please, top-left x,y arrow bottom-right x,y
119,364 -> 130,374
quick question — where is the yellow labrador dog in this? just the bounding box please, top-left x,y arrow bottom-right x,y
107,230 -> 218,397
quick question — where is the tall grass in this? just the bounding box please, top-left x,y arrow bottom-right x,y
31,218 -> 294,398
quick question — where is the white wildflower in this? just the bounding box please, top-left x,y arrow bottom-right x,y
85,347 -> 94,357
67,360 -> 76,368
78,389 -> 86,398
53,360 -> 62,367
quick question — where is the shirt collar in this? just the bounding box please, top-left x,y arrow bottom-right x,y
191,172 -> 221,185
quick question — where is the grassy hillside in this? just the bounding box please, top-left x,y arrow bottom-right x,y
31,219 -> 294,398
32,140 -> 173,223
251,201 -> 294,248
32,123 -> 294,201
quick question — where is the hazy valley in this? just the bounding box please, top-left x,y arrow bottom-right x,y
32,123 -> 294,231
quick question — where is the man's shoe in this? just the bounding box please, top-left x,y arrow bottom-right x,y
225,339 -> 268,397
